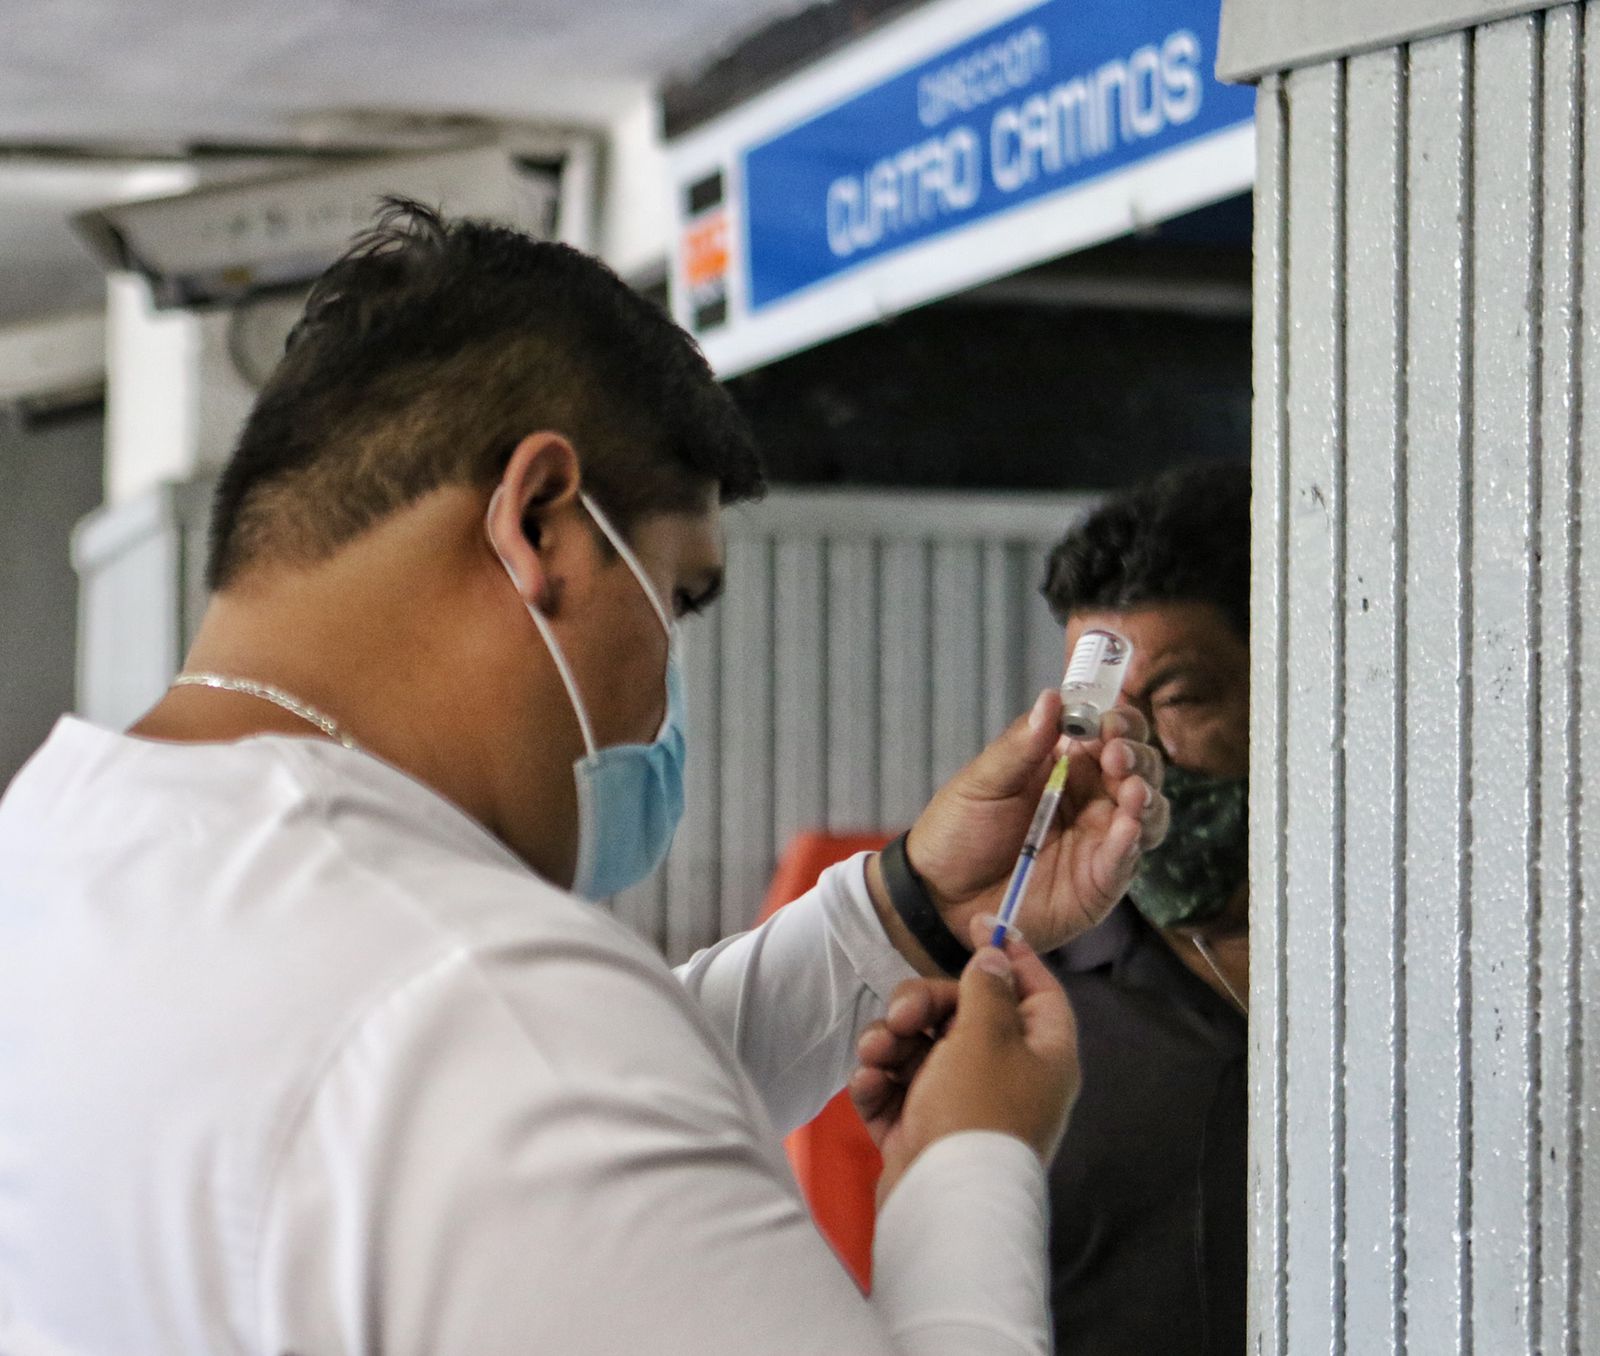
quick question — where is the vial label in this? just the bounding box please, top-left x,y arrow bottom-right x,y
1059,628 -> 1133,738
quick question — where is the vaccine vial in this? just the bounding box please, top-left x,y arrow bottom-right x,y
1059,628 -> 1134,739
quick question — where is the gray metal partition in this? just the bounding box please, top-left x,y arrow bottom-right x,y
1228,1 -> 1599,1351
613,489 -> 1089,962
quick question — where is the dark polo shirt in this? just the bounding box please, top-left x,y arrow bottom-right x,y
1043,901 -> 1247,1356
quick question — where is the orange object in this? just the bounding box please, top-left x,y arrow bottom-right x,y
682,212 -> 729,289
757,830 -> 894,1292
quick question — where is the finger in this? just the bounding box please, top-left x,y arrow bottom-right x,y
848,1065 -> 902,1129
856,1022 -> 932,1073
1138,786 -> 1171,851
883,977 -> 960,1038
885,1040 -> 934,1088
1115,770 -> 1156,819
953,689 -> 1065,803
1064,705 -> 1149,781
951,945 -> 1024,1042
1090,809 -> 1144,898
1030,688 -> 1065,737
994,927 -> 1064,1001
855,1020 -> 893,1065
1097,704 -> 1150,746
1061,703 -> 1148,767
998,933 -> 1077,1064
969,912 -> 1022,950
999,929 -> 1067,1005
1100,737 -> 1164,791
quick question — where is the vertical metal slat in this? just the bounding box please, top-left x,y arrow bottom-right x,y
1534,9 -> 1583,1348
1248,70 -> 1291,1356
665,607 -> 724,963
1468,20 -> 1542,1353
824,538 -> 881,832
980,540 -> 1028,743
772,537 -> 827,852
1281,58 -> 1348,1356
877,540 -> 932,830
1403,31 -> 1475,1353
1340,45 -> 1407,1356
1020,547 -> 1069,703
718,532 -> 775,936
1577,9 -> 1600,1351
930,543 -> 983,787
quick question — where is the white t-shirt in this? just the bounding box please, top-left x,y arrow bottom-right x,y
0,719 -> 1050,1355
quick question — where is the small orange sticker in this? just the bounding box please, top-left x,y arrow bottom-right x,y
683,212 -> 729,289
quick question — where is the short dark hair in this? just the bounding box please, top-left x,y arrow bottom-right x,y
207,198 -> 764,589
1041,460 -> 1250,639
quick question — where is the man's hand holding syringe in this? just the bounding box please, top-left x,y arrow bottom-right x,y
987,629 -> 1137,948
855,629 -> 1166,1199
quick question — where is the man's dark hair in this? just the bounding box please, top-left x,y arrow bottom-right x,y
1041,459 -> 1250,638
206,198 -> 764,589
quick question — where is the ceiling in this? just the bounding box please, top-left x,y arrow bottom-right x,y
0,0 -> 808,328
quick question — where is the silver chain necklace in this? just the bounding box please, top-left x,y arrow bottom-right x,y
171,672 -> 358,750
1192,934 -> 1248,1016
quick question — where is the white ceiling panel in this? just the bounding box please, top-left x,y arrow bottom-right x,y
0,0 -> 802,137
0,0 -> 808,325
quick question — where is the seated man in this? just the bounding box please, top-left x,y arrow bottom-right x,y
1038,460 -> 1251,1356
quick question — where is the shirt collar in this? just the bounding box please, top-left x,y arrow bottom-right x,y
1049,898 -> 1248,1035
1049,898 -> 1147,973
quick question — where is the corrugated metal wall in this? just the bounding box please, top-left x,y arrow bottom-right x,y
612,488 -> 1090,962
1250,6 -> 1599,1352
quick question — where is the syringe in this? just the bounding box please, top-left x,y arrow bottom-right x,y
989,754 -> 1071,948
989,628 -> 1133,949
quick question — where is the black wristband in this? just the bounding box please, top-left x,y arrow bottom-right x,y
879,831 -> 973,977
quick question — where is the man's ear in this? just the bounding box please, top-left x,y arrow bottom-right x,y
484,432 -> 582,607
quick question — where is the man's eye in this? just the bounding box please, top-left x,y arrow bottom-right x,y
675,590 -> 709,619
1157,685 -> 1214,709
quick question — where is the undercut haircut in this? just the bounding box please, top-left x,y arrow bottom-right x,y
206,198 -> 764,589
1040,459 -> 1250,640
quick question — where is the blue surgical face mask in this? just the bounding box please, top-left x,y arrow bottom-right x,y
489,489 -> 687,900
568,648 -> 686,900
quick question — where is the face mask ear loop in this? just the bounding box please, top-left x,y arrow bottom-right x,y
524,603 -> 599,757
580,493 -> 678,742
487,488 -> 599,758
579,492 -> 672,637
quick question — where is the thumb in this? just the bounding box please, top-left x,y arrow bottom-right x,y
960,689 -> 1063,802
954,945 -> 1023,1043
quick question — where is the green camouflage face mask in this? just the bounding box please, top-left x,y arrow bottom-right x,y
1127,763 -> 1248,929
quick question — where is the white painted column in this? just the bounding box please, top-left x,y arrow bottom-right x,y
104,274 -> 262,506
1229,0 -> 1600,1351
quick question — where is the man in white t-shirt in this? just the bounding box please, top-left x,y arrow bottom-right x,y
0,200 -> 1167,1356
